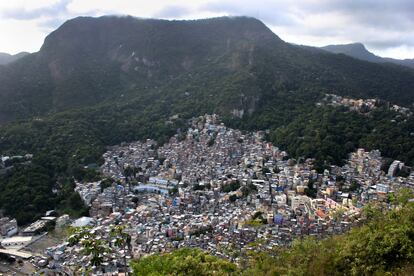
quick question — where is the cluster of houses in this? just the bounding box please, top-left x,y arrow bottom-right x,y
41,214 -> 131,275
3,114 -> 414,274
319,93 -> 412,117
319,94 -> 377,113
41,114 -> 414,273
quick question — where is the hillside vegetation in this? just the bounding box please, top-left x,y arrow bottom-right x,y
1,16 -> 414,223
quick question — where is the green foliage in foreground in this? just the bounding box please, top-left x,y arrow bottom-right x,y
132,191 -> 414,276
131,248 -> 239,276
68,225 -> 131,273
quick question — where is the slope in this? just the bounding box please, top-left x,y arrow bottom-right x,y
321,43 -> 414,69
0,52 -> 29,65
1,16 -> 414,223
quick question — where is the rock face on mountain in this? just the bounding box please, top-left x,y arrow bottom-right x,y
1,16 -> 414,124
321,43 -> 414,69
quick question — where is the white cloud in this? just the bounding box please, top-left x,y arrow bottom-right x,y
376,45 -> 414,60
0,18 -> 47,54
67,0 -> 207,17
0,0 -> 61,11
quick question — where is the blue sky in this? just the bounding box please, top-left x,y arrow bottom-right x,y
0,0 -> 413,59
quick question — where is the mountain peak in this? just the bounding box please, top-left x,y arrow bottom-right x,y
321,42 -> 383,63
344,42 -> 367,51
346,42 -> 365,47
321,43 -> 414,68
41,15 -> 279,55
0,15 -> 284,121
49,15 -> 276,40
321,42 -> 368,54
53,15 -> 269,32
39,15 -> 281,70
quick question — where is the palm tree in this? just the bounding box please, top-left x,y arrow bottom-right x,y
67,225 -> 132,274
82,238 -> 109,267
68,226 -> 91,246
67,227 -> 109,273
110,225 -> 132,275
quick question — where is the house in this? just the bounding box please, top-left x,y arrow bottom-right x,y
376,184 -> 390,194
1,236 -> 33,248
71,217 -> 95,227
0,217 -> 18,237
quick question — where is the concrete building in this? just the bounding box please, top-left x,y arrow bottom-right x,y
0,217 -> 18,237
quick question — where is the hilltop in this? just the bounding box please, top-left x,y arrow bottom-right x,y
321,43 -> 414,69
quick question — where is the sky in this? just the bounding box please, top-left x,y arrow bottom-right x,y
0,0 -> 413,59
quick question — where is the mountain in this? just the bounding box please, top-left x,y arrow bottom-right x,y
1,16 -> 414,124
0,52 -> 29,65
321,43 -> 414,69
0,16 -> 280,122
1,16 -> 414,223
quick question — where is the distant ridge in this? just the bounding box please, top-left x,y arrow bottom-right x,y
321,43 -> 414,69
0,52 -> 29,65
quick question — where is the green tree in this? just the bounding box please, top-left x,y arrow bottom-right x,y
68,225 -> 131,274
131,248 -> 239,276
110,225 -> 132,274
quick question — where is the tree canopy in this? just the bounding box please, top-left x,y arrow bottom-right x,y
131,248 -> 239,276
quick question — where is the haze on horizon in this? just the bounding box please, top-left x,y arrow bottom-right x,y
0,0 -> 413,60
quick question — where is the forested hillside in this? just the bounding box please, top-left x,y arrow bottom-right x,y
1,16 -> 414,123
1,16 -> 414,223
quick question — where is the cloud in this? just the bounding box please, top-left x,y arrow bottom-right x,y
0,0 -> 63,11
204,0 -> 414,56
306,0 -> 414,27
0,0 -> 412,59
66,0 -> 204,17
0,0 -> 71,20
154,5 -> 192,19
375,45 -> 414,60
0,18 -> 47,54
38,17 -> 68,31
200,0 -> 301,27
252,0 -> 414,57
